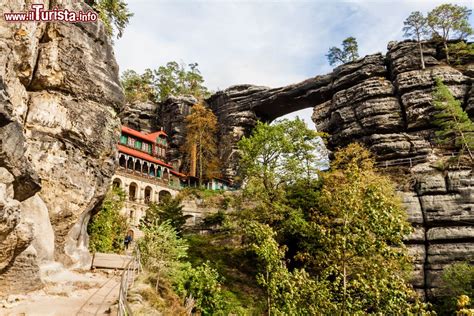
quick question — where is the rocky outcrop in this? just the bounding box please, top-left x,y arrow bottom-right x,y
120,101 -> 158,134
156,96 -> 197,168
0,0 -> 123,294
119,39 -> 472,298
203,40 -> 473,298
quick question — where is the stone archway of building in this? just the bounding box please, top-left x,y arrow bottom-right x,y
143,162 -> 149,176
157,166 -> 162,178
119,155 -> 127,168
127,158 -> 134,169
163,169 -> 169,181
129,182 -> 138,201
134,160 -> 142,173
144,186 -> 153,204
150,165 -> 156,177
112,178 -> 122,188
159,190 -> 171,203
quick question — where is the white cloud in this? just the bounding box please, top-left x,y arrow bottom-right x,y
115,0 -> 474,128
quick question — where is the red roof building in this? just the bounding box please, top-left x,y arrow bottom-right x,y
117,126 -> 186,189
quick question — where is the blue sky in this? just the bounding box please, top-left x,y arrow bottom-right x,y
115,0 -> 474,127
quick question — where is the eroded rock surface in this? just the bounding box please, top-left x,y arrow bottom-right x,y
119,38 -> 472,298
203,40 -> 474,298
0,0 -> 123,294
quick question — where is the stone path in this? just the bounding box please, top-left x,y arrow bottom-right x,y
0,263 -> 122,316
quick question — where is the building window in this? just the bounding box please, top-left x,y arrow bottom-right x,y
143,143 -> 148,152
128,137 -> 135,147
134,140 -> 142,150
120,135 -> 127,144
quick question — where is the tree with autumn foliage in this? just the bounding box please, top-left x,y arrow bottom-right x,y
182,101 -> 220,186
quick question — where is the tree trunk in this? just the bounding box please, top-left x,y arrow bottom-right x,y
418,40 -> 425,69
156,273 -> 160,292
444,41 -> 450,64
199,133 -> 203,187
342,219 -> 347,316
266,269 -> 271,316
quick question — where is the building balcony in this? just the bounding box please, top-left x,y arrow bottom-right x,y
116,167 -> 181,189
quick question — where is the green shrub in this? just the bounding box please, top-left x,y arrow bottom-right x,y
139,220 -> 188,291
87,187 -> 128,253
173,262 -> 227,315
437,263 -> 474,314
141,197 -> 191,234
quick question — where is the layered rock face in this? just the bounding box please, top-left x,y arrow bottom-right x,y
205,40 -> 473,298
0,0 -> 123,294
120,101 -> 158,134
120,97 -> 197,170
156,96 -> 196,167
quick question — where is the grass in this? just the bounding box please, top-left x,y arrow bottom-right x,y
128,272 -> 188,316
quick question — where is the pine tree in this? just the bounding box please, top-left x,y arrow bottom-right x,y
427,4 -> 473,64
403,11 -> 430,69
94,0 -> 133,38
326,37 -> 359,66
432,78 -> 474,161
182,101 -> 220,186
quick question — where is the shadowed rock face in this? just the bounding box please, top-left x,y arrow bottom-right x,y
205,40 -> 473,299
0,0 -> 123,294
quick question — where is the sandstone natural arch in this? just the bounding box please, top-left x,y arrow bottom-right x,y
122,40 -> 473,299
209,40 -> 474,299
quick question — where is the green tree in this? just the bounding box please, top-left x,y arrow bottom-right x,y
403,11 -> 430,69
87,187 -> 128,253
154,61 -> 210,102
432,78 -> 474,160
120,69 -> 155,103
182,101 -> 220,186
326,37 -> 359,66
238,119 -> 326,204
314,143 -> 419,315
449,41 -> 474,64
138,220 -> 188,291
141,197 -> 191,234
93,0 -> 133,38
174,262 -> 227,315
121,62 -> 210,103
427,4 -> 473,64
244,221 -> 332,315
437,262 -> 474,315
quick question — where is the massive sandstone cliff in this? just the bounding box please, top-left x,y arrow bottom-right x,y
119,41 -> 473,297
203,40 -> 473,298
0,0 -> 123,294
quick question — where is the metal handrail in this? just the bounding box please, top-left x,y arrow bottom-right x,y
375,151 -> 468,168
118,248 -> 142,316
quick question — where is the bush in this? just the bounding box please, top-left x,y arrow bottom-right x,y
437,263 -> 474,314
87,187 -> 128,253
141,197 -> 191,234
138,220 -> 188,291
173,262 -> 227,315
